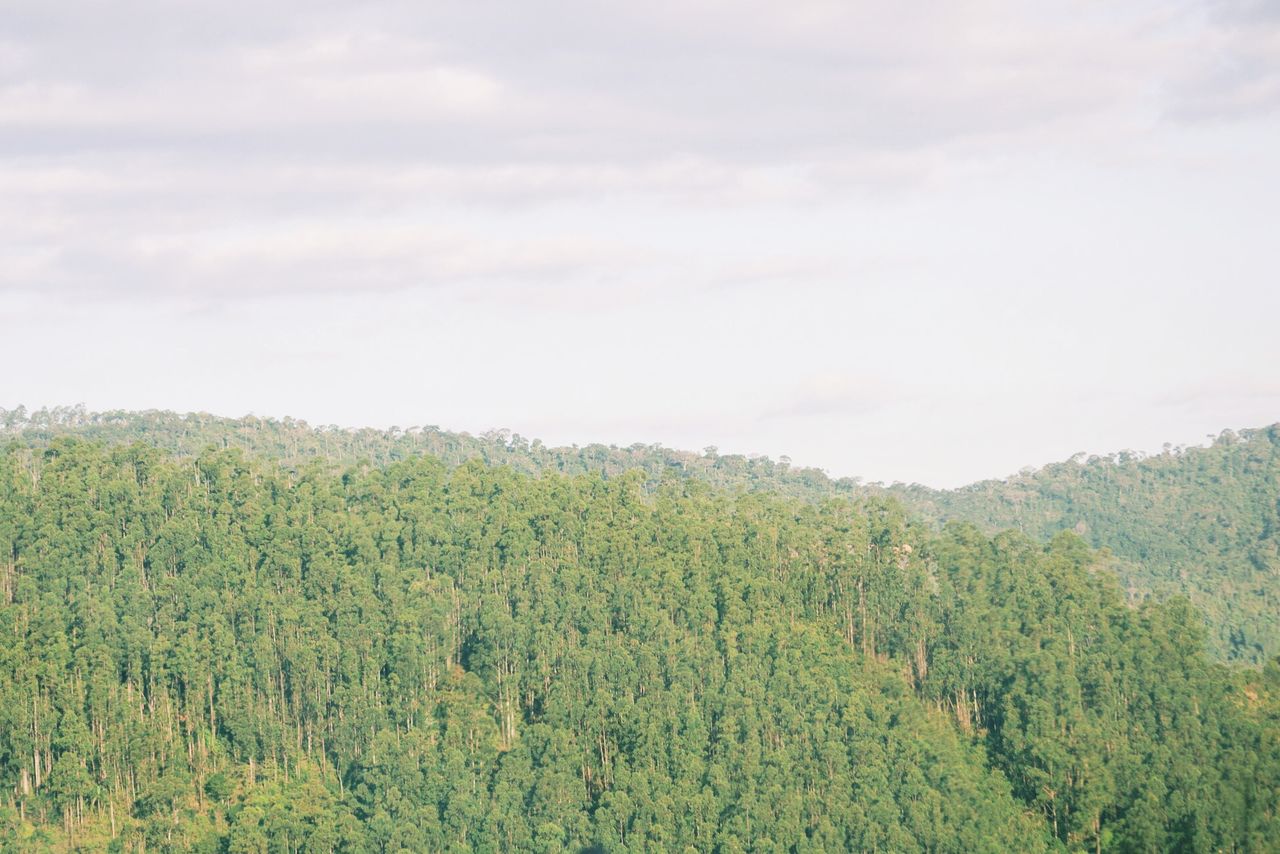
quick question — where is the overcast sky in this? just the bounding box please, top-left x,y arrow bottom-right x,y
2,1 -> 1278,486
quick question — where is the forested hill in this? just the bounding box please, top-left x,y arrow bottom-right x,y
5,407 -> 1280,664
1,439 -> 1277,852
888,427 -> 1280,664
0,407 -> 849,501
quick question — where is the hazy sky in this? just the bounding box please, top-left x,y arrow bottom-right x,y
3,1 -> 1278,486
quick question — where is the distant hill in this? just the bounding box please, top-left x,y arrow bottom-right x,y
888,427 -> 1280,663
4,406 -> 1279,663
0,405 -> 852,500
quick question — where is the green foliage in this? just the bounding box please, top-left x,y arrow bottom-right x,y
6,407 -> 1279,663
0,426 -> 1275,851
895,427 -> 1280,663
0,405 -> 847,501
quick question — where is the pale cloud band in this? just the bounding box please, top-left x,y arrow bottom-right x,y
4,0 -> 1278,299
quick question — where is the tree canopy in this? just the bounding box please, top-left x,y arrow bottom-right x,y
0,431 -> 1276,851
6,407 -> 1278,664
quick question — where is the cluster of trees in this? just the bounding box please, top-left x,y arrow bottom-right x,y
895,427 -> 1280,663
0,407 -> 840,501
1,437 -> 1276,851
5,408 -> 1279,666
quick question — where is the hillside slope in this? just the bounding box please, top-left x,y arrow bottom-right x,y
5,407 -> 1280,663
1,439 -> 1276,851
891,427 -> 1280,663
0,406 -> 847,500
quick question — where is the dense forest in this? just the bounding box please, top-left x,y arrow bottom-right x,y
890,427 -> 1280,664
1,418 -> 1278,851
5,407 -> 1280,663
0,407 -> 849,500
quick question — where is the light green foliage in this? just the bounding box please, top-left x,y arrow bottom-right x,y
0,426 -> 1276,851
6,407 -> 1279,663
895,427 -> 1280,663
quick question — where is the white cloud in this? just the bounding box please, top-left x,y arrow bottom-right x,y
1164,1 -> 1280,121
2,1 -> 1278,485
